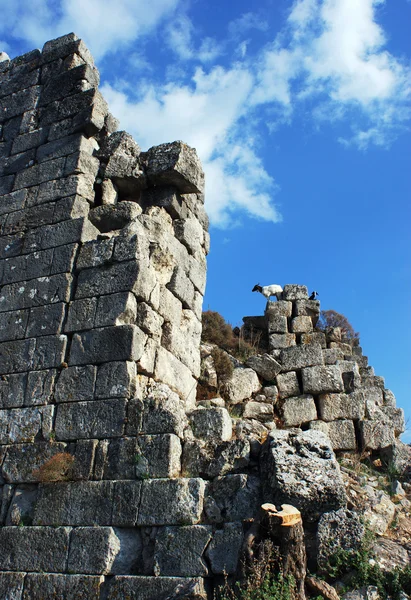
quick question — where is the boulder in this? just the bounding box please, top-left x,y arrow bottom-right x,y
246,354 -> 281,381
281,395 -> 317,427
221,367 -> 260,404
144,141 -> 204,194
189,407 -> 232,442
261,430 -> 346,521
317,508 -> 365,572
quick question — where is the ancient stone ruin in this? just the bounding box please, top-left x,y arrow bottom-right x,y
0,34 -> 409,600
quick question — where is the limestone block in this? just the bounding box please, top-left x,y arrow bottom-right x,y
65,297 -> 97,332
383,389 -> 396,407
112,480 -> 144,526
1,248 -> 55,285
362,386 -> 384,408
137,478 -> 205,525
206,522 -> 243,575
265,300 -> 292,318
187,254 -> 207,295
135,434 -> 182,479
291,316 -> 313,333
189,407 -> 232,442
110,528 -> 143,575
205,474 -> 261,523
246,354 -> 282,381
36,133 -> 97,164
99,131 -> 145,194
280,344 -> 323,371
95,292 -> 137,328
294,298 -> 320,320
22,573 -> 103,600
71,439 -> 97,481
76,237 -> 114,269
276,371 -> 300,399
243,401 -> 274,422
23,217 -> 98,252
301,332 -> 327,347
0,372 -> 27,408
101,178 -> 118,204
31,335 -> 68,371
381,406 -> 405,435
55,365 -> 97,402
127,383 -> 188,437
317,508 -> 364,572
182,439 -> 250,479
221,367 -> 260,404
162,310 -> 201,376
0,338 -> 35,375
0,572 -> 24,600
327,420 -> 357,451
269,333 -> 296,350
337,360 -> 361,393
154,525 -> 212,576
302,365 -> 344,394
2,441 -> 67,483
0,273 -> 73,313
41,33 -> 94,64
154,347 -> 197,406
0,308 -> 29,341
381,440 -> 411,478
329,341 -> 352,356
261,430 -> 346,521
6,484 -> 39,526
173,217 -> 204,255
34,481 -> 114,525
69,325 -> 147,365
95,361 -> 137,399
138,336 -> 158,376
55,399 -> 127,440
318,392 -> 365,421
0,526 -> 70,571
167,265 -> 195,308
0,86 -> 41,124
281,395 -> 317,427
0,405 -> 54,444
282,284 -> 308,300
0,189 -> 26,217
322,347 -> 344,364
75,260 -> 140,299
136,302 -> 163,336
39,63 -> 99,106
89,202 -> 142,233
144,141 -> 204,194
26,303 -> 66,338
106,576 -> 206,600
373,538 -> 410,573
113,220 -> 150,264
68,527 -> 121,575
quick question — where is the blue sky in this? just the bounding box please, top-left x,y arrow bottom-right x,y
1,0 -> 410,441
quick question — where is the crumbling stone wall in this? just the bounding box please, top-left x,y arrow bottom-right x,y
0,35 -> 407,600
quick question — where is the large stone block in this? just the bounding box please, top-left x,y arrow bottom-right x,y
267,315 -> 288,333
55,399 -> 127,440
189,407 -> 232,442
318,392 -> 365,421
76,237 -> 115,269
276,371 -> 300,399
144,141 -> 204,194
291,316 -> 313,333
128,383 -> 188,437
205,474 -> 261,523
138,478 -> 205,526
2,441 -> 68,483
182,439 -> 250,479
0,526 -> 70,572
221,367 -> 261,404
154,525 -> 212,576
282,284 -> 308,300
106,576 -> 206,600
302,365 -> 344,394
26,303 -> 66,337
206,522 -> 243,575
0,273 -> 73,313
0,405 -> 54,444
22,573 -> 103,600
0,372 -> 27,408
162,309 -> 201,376
246,354 -> 282,381
317,508 -> 364,572
154,347 -> 197,406
281,395 -> 317,427
280,344 -> 324,370
95,361 -> 137,399
75,260 -> 139,299
261,430 -> 346,522
55,364 -> 97,403
68,527 -> 121,575
69,325 -> 147,365
265,300 -> 292,317
359,420 -> 395,450
0,572 -> 25,600
0,308 -> 29,341
22,217 -> 98,251
269,333 -> 296,350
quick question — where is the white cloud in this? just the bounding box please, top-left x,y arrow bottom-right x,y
165,15 -> 222,63
0,0 -> 179,59
228,12 -> 269,38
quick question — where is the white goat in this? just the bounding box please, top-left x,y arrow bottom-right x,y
252,283 -> 283,300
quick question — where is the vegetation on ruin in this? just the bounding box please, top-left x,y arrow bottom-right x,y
202,310 -> 263,361
32,452 -> 75,482
317,309 -> 360,345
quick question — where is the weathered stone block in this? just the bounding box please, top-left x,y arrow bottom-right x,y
55,365 -> 97,402
128,383 -> 188,437
69,325 -> 147,365
0,572 -> 25,600
26,303 -> 66,337
76,237 -> 114,269
173,217 -> 204,255
24,369 -> 56,406
0,308 -> 29,341
276,371 -> 300,399
205,474 -> 261,523
301,332 -> 327,348
167,265 -> 195,308
68,527 -> 121,575
359,420 -> 395,450
267,315 -> 288,333
323,347 -> 345,364
189,407 -> 232,442
22,573 -> 103,600
281,395 -> 317,427
265,300 -> 292,318
65,297 -> 97,332
302,365 -> 344,394
221,367 -> 260,404
280,344 -> 323,370
0,273 -> 73,313
269,333 -> 296,350
282,284 -> 308,300
96,361 -> 137,399
95,292 -> 137,328
0,526 -> 70,571
23,217 -> 97,251
154,525 -> 212,576
318,392 -> 365,421
75,260 -> 139,299
294,298 -> 320,321
291,316 -> 313,333
0,405 -> 54,444
55,399 -> 126,440
138,478 -> 205,526
246,354 -> 281,381
106,576 -> 206,600
144,141 -> 204,194
206,522 -> 243,575
182,439 -> 250,479
327,420 -> 357,451
0,372 -> 27,408
261,430 -> 346,522
243,401 -> 274,422
317,508 -> 364,572
154,347 -> 197,406
2,441 -> 67,483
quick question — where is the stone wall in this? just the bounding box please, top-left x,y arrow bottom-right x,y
0,35 -> 408,600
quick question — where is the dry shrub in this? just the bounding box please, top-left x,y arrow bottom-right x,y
32,452 -> 75,482
202,310 -> 263,362
317,309 -> 360,345
212,348 -> 234,386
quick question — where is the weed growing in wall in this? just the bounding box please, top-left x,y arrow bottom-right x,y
32,452 -> 75,482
